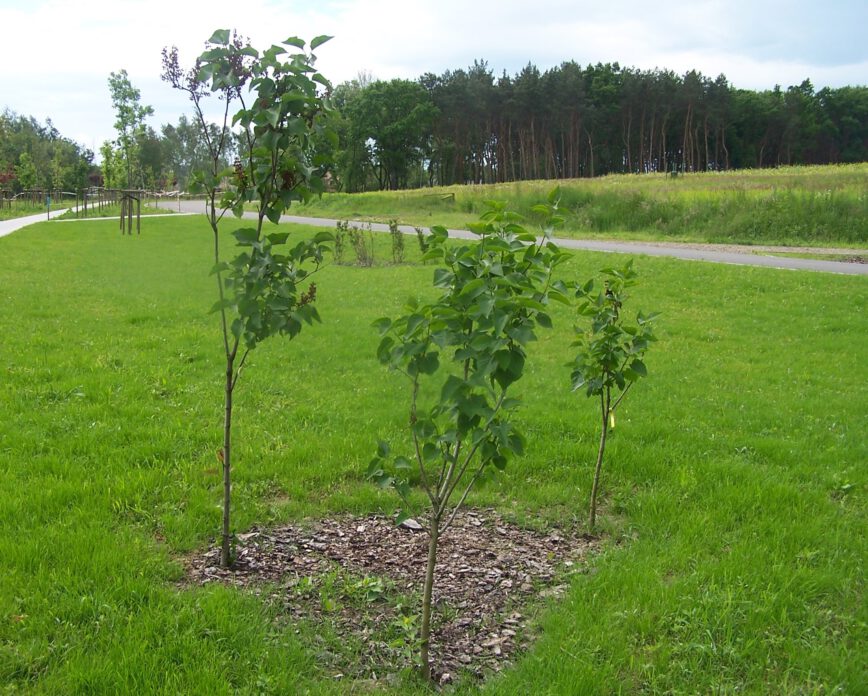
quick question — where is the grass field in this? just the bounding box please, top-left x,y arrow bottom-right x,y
293,164 -> 868,248
0,215 -> 865,694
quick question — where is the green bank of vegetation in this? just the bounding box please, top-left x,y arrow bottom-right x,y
296,164 -> 868,246
0,201 -> 50,221
1,216 -> 864,693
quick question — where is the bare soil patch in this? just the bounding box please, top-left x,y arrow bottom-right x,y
184,508 -> 596,685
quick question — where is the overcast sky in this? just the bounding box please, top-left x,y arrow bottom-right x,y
2,0 -> 866,157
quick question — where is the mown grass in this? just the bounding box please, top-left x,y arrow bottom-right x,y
0,215 -> 865,694
295,164 -> 868,247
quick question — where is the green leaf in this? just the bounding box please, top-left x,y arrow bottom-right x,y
372,317 -> 392,335
209,299 -> 232,314
415,352 -> 439,375
440,375 -> 465,401
547,186 -> 561,205
366,457 -> 384,478
265,206 -> 282,225
283,36 -> 306,49
404,313 -> 427,338
208,29 -> 231,45
421,442 -> 438,462
377,440 -> 390,458
458,278 -> 486,300
310,35 -> 332,50
376,336 -> 395,364
266,107 -> 281,129
232,228 -> 259,246
433,268 -> 453,288
394,480 -> 411,502
267,232 -> 290,245
630,359 -> 647,377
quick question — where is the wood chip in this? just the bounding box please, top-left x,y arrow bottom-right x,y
181,508 -> 596,686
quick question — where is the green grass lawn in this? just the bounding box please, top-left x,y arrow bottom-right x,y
291,164 -> 868,248
0,215 -> 865,694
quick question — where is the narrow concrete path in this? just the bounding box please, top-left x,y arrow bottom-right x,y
157,199 -> 867,277
0,209 -> 69,238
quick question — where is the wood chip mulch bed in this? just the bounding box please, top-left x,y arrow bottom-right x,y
184,508 -> 596,686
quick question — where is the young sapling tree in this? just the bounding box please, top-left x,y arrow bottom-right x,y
162,30 -> 334,568
369,189 -> 570,680
571,261 -> 657,529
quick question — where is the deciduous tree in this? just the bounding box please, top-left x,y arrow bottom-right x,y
107,69 -> 154,188
370,190 -> 570,679
162,29 -> 334,568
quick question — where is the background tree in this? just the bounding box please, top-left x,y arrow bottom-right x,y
0,109 -> 94,193
322,60 -> 867,190
160,115 -> 233,190
107,69 -> 154,188
346,79 -> 437,190
14,152 -> 37,190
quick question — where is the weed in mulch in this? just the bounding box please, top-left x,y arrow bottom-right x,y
183,508 -> 597,686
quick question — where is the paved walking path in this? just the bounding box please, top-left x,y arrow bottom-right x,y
157,199 -> 867,276
0,209 -> 69,238
3,202 -> 864,276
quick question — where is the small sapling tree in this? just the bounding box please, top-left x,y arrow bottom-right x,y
389,218 -> 405,263
107,69 -> 154,189
571,261 -> 658,529
162,30 -> 334,568
369,190 -> 570,680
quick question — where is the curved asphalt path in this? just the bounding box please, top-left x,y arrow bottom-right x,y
160,200 -> 866,276
3,201 -> 864,276
0,208 -> 70,238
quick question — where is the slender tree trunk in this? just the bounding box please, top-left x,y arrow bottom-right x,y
703,115 -> 710,170
420,513 -> 441,681
682,103 -> 692,172
648,112 -> 655,172
639,105 -> 646,173
221,362 -> 234,568
589,391 -> 610,529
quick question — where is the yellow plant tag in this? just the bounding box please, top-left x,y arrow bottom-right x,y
608,410 -> 616,429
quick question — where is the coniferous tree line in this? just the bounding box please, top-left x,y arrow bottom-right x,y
329,61 -> 868,192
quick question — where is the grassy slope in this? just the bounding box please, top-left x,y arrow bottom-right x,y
54,204 -> 176,221
0,203 -> 52,222
293,164 -> 868,248
0,217 -> 864,694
